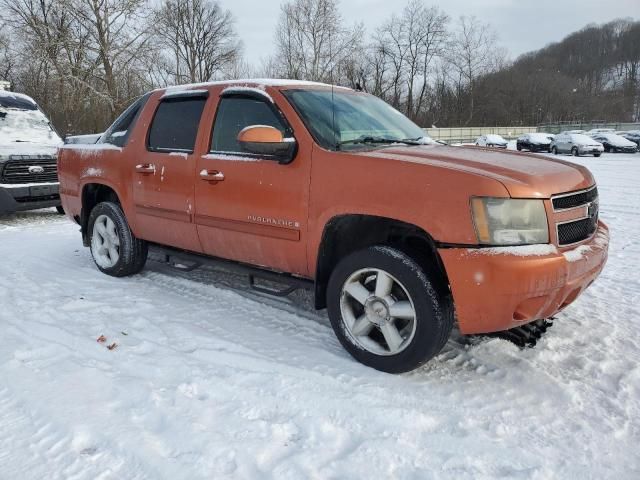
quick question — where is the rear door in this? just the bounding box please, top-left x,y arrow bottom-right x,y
131,91 -> 208,252
193,90 -> 312,276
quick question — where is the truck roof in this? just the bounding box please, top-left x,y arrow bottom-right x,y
156,78 -> 353,96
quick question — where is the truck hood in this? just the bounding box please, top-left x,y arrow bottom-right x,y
0,141 -> 60,160
364,145 -> 594,198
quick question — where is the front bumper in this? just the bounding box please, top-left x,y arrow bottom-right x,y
439,221 -> 609,334
612,146 -> 637,153
0,182 -> 61,214
579,146 -> 604,155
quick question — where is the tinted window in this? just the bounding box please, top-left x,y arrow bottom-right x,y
211,96 -> 286,153
104,94 -> 149,147
148,97 -> 206,152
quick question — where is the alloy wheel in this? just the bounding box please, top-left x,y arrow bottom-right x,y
339,268 -> 417,356
91,214 -> 121,268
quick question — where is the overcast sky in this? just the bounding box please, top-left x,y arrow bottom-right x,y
227,0 -> 639,66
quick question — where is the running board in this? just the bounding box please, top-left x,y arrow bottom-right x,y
487,318 -> 555,348
150,244 -> 313,297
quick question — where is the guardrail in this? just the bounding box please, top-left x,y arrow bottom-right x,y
424,126 -> 537,144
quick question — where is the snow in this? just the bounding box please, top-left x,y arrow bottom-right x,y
0,89 -> 37,106
1,152 -> 639,478
160,79 -> 352,95
59,143 -> 122,158
202,153 -> 260,162
471,244 -> 558,257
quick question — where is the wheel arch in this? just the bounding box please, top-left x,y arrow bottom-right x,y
313,214 -> 451,309
80,182 -> 123,246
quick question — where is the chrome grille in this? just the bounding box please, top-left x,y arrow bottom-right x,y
551,186 -> 599,246
1,157 -> 58,184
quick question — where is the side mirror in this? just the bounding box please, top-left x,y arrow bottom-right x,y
237,125 -> 297,164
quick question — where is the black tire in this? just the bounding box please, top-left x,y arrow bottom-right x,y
551,146 -> 558,155
516,144 -> 522,151
572,147 -> 579,157
87,201 -> 148,277
327,246 -> 454,373
55,205 -> 65,215
594,153 -> 601,157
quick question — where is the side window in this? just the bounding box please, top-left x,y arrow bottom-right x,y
148,97 -> 207,153
211,96 -> 287,153
103,94 -> 149,147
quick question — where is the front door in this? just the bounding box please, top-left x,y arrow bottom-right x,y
131,92 -> 208,252
194,92 -> 312,276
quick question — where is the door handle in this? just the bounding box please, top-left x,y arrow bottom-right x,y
135,163 -> 156,174
200,169 -> 225,182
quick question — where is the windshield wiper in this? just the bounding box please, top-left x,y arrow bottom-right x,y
337,136 -> 423,149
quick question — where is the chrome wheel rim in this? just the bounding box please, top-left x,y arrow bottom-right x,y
91,214 -> 120,268
339,268 -> 417,356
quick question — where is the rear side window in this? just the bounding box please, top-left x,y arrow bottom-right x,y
211,96 -> 287,153
148,97 -> 207,153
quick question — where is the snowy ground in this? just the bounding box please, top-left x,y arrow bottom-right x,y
1,149 -> 639,479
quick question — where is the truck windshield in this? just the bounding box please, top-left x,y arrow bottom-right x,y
283,89 -> 429,151
0,106 -> 61,146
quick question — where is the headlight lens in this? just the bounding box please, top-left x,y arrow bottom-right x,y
471,198 -> 549,245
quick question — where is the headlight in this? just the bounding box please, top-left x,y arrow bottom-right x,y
471,198 -> 549,245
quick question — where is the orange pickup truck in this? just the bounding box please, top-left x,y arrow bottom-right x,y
58,80 -> 609,373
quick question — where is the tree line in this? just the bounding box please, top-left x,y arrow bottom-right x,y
0,0 -> 638,136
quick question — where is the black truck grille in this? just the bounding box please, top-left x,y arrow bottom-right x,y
557,216 -> 598,245
552,186 -> 598,210
552,185 -> 599,246
1,157 -> 58,184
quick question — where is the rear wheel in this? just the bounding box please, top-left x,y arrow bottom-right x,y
55,205 -> 65,215
594,153 -> 601,157
516,144 -> 522,151
572,147 -> 580,157
327,246 -> 453,373
551,146 -> 558,155
88,201 -> 148,277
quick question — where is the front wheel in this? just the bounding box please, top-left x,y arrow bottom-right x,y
88,201 -> 148,277
55,205 -> 65,215
572,147 -> 580,157
327,246 -> 453,373
551,146 -> 558,155
594,153 -> 601,157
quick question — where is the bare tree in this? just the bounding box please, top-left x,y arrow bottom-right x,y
274,0 -> 363,83
154,0 -> 241,85
371,1 -> 448,120
446,16 -> 502,125
70,0 -> 152,114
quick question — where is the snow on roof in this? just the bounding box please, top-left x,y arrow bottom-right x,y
159,78 -> 351,95
0,89 -> 37,106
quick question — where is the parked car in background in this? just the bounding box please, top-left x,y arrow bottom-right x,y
475,134 -> 508,148
620,130 -> 640,147
587,128 -> 616,135
590,133 -> 638,153
0,90 -> 64,214
516,133 -> 553,152
551,132 -> 604,157
57,79 -> 609,373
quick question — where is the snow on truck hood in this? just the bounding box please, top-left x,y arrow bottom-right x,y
363,145 -> 594,198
